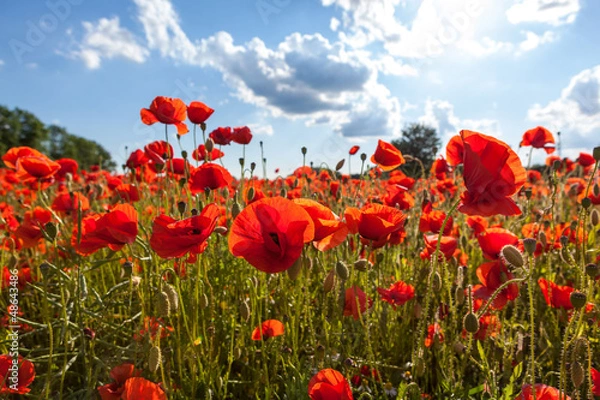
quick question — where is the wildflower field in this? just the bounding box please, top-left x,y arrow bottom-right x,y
2,96 -> 600,399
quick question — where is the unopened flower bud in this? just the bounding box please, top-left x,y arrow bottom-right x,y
571,360 -> 584,388
246,187 -> 255,202
360,153 -> 367,162
323,269 -> 335,293
239,300 -> 251,322
353,259 -> 372,271
591,209 -> 600,226
83,327 -> 96,340
593,146 -> 600,161
463,312 -> 480,334
149,345 -> 162,373
501,245 -> 525,268
205,138 -> 214,153
581,197 -> 591,209
287,257 -> 302,281
335,261 -> 349,281
232,202 -> 242,219
181,150 -> 188,159
301,147 -> 307,155
177,201 -> 187,215
44,222 -> 57,241
155,291 -> 171,317
335,159 -> 345,171
522,238 -> 537,255
585,263 -> 599,278
570,291 -> 587,309
163,284 -> 179,313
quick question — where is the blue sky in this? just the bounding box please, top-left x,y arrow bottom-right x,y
1,0 -> 599,176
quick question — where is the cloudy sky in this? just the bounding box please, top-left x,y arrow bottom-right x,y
1,0 -> 599,175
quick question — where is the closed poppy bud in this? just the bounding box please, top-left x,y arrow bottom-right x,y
335,261 -> 349,281
539,231 -> 547,248
453,341 -> 466,354
246,187 -> 255,202
323,269 -> 335,293
431,272 -> 441,292
148,345 -> 162,373
463,312 -> 479,333
200,293 -> 209,309
177,201 -> 187,216
524,188 -> 532,199
335,159 -> 345,171
585,263 -> 599,278
570,291 -> 587,309
354,259 -> 372,271
232,202 -> 242,218
571,360 -> 584,388
593,146 -> 600,161
239,300 -> 251,322
455,286 -> 465,305
301,147 -> 307,155
522,238 -> 537,255
205,138 -> 214,153
591,209 -> 600,226
560,235 -> 569,247
44,222 -> 57,241
163,284 -> 179,313
280,188 -> 287,197
287,257 -> 302,281
360,153 -> 367,161
501,245 -> 524,268
582,197 -> 591,209
155,291 -> 171,317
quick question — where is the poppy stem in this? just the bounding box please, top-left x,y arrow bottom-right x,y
193,124 -> 198,167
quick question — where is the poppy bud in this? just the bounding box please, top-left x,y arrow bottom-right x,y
250,162 -> 256,172
178,178 -> 187,188
205,138 -> 214,153
585,263 -> 599,278
431,272 -> 441,292
335,261 -> 349,280
191,208 -> 199,216
239,300 -> 251,322
155,291 -> 171,317
335,159 -> 345,171
149,345 -> 162,373
353,259 -> 372,271
463,312 -> 479,334
121,261 -> 133,278
552,159 -> 562,171
214,226 -> 228,235
524,188 -> 532,200
163,284 -> 179,313
232,202 -> 242,219
247,187 -> 255,202
44,222 -> 57,241
581,197 -> 591,209
177,201 -> 187,216
181,150 -> 188,159
455,286 -> 465,305
539,231 -> 547,249
323,269 -> 335,293
280,188 -> 287,198
594,183 -> 600,197
522,238 -> 537,255
593,146 -> 600,161
222,187 -> 230,199
453,341 -> 466,354
360,153 -> 367,161
239,158 -> 245,168
591,209 -> 600,226
559,235 -> 569,247
287,257 -> 302,281
570,291 -> 587,309
301,147 -> 307,155
200,293 -> 209,309
501,245 -> 524,268
571,360 -> 584,388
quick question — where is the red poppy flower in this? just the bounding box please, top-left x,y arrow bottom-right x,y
75,204 -> 138,255
144,140 -> 174,165
229,197 -> 315,273
187,101 -> 214,125
188,163 -> 233,193
55,158 -> 79,179
126,149 -> 149,169
538,278 -> 574,310
308,369 -> 353,400
456,130 -> 526,216
140,96 -> 189,135
192,145 -> 225,162
231,126 -> 253,145
251,319 -> 285,340
421,234 -> 458,260
520,126 -> 556,154
165,158 -> 189,176
134,316 -> 173,342
150,204 -> 221,259
474,260 -> 519,310
462,314 -> 501,341
349,145 -> 360,155
370,140 -> 405,171
344,203 -> 406,246
1,146 -> 45,169
430,156 -> 449,179
445,135 -> 464,166
0,355 -> 36,394
419,201 -> 452,235
51,191 -> 91,213
377,280 -> 415,309
115,184 -> 140,202
97,363 -> 141,400
383,184 -> 415,210
16,155 -> 61,181
343,286 -> 372,320
515,384 -> 570,400
424,323 -> 444,347
209,127 -> 233,145
15,207 -> 52,248
466,216 -> 488,236
477,227 -> 519,260
578,152 -> 595,168
591,367 -> 600,396
120,377 -> 167,400
292,199 -> 348,251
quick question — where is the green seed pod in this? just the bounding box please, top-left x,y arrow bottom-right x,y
570,291 -> 587,309
232,202 -> 242,219
581,197 -> 592,209
559,235 -> 569,247
323,269 -> 335,293
594,183 -> 600,197
335,159 -> 345,171
148,345 -> 162,373
585,263 -> 599,278
155,291 -> 171,317
163,284 -> 179,313
335,261 -> 349,281
571,360 -> 584,388
44,222 -> 58,241
177,201 -> 187,216
301,147 -> 307,155
522,238 -> 537,255
463,312 -> 480,334
501,245 -> 524,268
280,188 -> 287,198
431,272 -> 442,292
593,146 -> 600,161
455,286 -> 465,305
287,257 -> 302,281
246,187 -> 255,202
360,153 -> 367,162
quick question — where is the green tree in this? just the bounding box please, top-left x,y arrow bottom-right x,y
0,105 -> 115,170
391,123 -> 441,176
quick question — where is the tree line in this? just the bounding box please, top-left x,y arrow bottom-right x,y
0,105 -> 115,170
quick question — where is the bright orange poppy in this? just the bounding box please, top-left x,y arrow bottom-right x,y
292,198 -> 348,251
370,140 -> 405,171
308,369 -> 353,400
251,319 -> 285,340
140,96 -> 189,135
520,126 -> 555,154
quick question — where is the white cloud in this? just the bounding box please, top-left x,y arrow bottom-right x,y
0,59 -> 4,66
458,37 -> 514,57
506,0 -> 580,26
247,123 -> 274,136
330,17 -> 340,31
70,17 -> 149,69
528,65 -> 600,148
419,99 -> 502,145
517,30 -> 557,54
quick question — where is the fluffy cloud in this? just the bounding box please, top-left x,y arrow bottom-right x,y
506,0 -> 580,26
419,99 -> 502,145
517,30 -> 556,54
69,17 -> 149,69
528,65 -> 600,148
